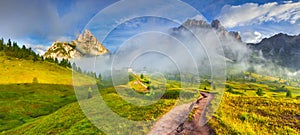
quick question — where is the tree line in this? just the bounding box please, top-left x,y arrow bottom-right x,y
1,38 -> 103,86
0,38 -> 71,68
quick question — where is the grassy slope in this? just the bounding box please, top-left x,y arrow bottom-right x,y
209,93 -> 300,134
0,84 -> 76,132
6,88 -> 300,135
1,102 -> 103,135
2,51 -> 300,135
2,86 -> 178,135
0,57 -> 183,134
0,53 -> 71,85
226,72 -> 300,98
2,74 -> 198,134
208,73 -> 300,135
0,53 -> 94,132
0,52 -> 94,86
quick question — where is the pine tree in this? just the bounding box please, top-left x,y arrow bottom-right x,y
72,62 -> 77,70
32,55 -> 38,62
22,45 -> 26,50
7,39 -> 11,47
0,38 -> 3,46
0,38 -> 3,50
67,61 -> 71,68
77,67 -> 82,73
12,42 -> 18,51
54,58 -> 58,64
96,73 -> 103,88
98,73 -> 102,81
59,58 -> 66,67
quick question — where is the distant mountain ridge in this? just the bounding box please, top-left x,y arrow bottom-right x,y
248,33 -> 300,70
43,19 -> 300,71
176,18 -> 300,70
170,18 -> 245,63
44,29 -> 109,59
175,19 -> 242,41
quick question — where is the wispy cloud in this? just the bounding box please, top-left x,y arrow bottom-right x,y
0,0 -> 117,46
216,1 -> 300,43
102,16 -> 180,52
218,1 -> 300,28
28,45 -> 49,55
2,0 -> 299,48
86,0 -> 200,42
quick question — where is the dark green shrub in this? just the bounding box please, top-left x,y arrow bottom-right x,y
240,113 -> 248,122
256,88 -> 264,96
286,90 -> 292,98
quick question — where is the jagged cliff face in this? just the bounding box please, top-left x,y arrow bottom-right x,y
176,19 -> 242,41
44,29 -> 109,59
74,29 -> 109,56
44,41 -> 82,59
182,19 -> 211,28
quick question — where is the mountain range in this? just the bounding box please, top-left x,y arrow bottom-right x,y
43,18 -> 300,70
248,33 -> 300,70
177,19 -> 242,41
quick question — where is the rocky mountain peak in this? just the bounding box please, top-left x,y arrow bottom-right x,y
182,19 -> 211,28
44,29 -> 109,59
211,19 -> 225,31
77,29 -> 93,42
229,31 -> 242,41
44,41 -> 79,59
177,18 -> 241,41
74,29 -> 109,56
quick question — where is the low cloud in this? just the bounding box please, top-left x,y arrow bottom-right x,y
25,44 -> 49,55
241,31 -> 263,43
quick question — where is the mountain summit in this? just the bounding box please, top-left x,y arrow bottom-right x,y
75,29 -> 109,56
175,19 -> 242,41
44,29 -> 109,59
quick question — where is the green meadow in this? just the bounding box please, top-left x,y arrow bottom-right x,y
208,72 -> 300,134
0,52 -> 94,132
0,49 -> 300,134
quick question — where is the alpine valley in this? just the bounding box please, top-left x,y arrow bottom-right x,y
1,17 -> 300,135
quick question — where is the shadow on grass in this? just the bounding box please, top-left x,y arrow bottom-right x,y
0,83 -> 76,132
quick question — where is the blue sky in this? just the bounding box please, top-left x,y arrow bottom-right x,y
0,0 -> 299,54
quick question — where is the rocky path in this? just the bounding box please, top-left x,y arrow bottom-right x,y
148,92 -> 214,135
